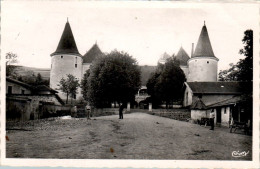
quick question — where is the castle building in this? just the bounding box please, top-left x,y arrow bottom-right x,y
162,23 -> 219,82
187,23 -> 219,82
50,21 -> 102,100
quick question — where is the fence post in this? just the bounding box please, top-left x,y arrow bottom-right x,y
149,103 -> 152,112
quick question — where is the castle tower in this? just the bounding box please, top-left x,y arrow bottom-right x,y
187,23 -> 219,82
175,46 -> 190,78
50,20 -> 83,100
82,43 -> 103,74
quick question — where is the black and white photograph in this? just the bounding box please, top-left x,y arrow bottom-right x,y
1,1 -> 259,168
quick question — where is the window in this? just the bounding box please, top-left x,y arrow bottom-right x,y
74,94 -> 76,99
75,57 -> 77,63
8,86 -> 12,94
224,107 -> 227,114
207,61 -> 209,64
21,89 -> 25,94
61,55 -> 63,58
75,64 -> 77,68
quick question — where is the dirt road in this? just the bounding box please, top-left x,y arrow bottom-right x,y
6,113 -> 252,160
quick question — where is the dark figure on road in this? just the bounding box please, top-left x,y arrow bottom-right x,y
210,111 -> 215,130
119,104 -> 124,119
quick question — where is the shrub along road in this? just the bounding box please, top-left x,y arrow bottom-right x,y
6,113 -> 252,160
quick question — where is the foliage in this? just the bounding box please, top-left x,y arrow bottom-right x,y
18,72 -> 49,86
87,50 -> 141,108
146,57 -> 186,108
58,74 -> 80,104
6,52 -> 18,78
81,69 -> 90,101
218,30 -> 253,82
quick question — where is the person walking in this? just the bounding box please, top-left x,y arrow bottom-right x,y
209,110 -> 215,130
85,103 -> 91,120
119,104 -> 124,119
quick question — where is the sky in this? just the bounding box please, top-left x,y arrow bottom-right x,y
1,1 -> 259,72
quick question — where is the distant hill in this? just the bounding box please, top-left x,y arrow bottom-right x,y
15,66 -> 50,80
14,65 -> 157,86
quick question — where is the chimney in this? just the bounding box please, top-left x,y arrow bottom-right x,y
191,43 -> 194,57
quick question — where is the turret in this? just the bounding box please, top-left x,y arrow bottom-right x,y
50,20 -> 83,100
187,22 -> 219,82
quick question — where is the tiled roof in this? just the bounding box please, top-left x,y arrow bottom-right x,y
185,82 -> 247,94
193,24 -> 217,59
51,21 -> 81,56
175,47 -> 190,66
34,85 -> 58,93
190,98 -> 207,110
82,43 -> 103,63
207,96 -> 243,108
6,77 -> 32,89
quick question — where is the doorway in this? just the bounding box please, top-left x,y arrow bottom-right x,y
216,108 -> 221,123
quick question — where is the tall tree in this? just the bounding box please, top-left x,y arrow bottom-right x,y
58,74 -> 80,104
218,30 -> 253,82
87,50 -> 141,108
81,69 -> 90,101
147,57 -> 186,108
6,52 -> 18,78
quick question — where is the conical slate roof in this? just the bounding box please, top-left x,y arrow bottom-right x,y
82,43 -> 103,63
175,47 -> 190,66
193,24 -> 216,58
51,21 -> 81,56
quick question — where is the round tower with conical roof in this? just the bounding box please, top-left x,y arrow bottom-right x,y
187,23 -> 219,82
50,21 -> 83,100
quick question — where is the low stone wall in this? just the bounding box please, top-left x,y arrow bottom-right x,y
147,109 -> 191,122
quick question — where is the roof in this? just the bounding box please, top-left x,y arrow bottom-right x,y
207,96 -> 243,108
82,43 -> 103,63
185,82 -> 246,94
6,77 -> 32,89
190,98 -> 207,110
175,47 -> 190,66
34,85 -> 58,94
158,52 -> 171,64
193,24 -> 216,59
51,21 -> 81,56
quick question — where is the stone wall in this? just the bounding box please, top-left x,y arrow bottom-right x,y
50,54 -> 83,100
6,94 -> 65,121
187,57 -> 218,82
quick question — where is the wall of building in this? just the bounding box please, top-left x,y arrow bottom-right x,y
6,81 -> 31,94
180,66 -> 189,80
191,109 -> 207,121
187,57 -> 218,82
221,106 -> 230,126
183,86 -> 193,107
50,54 -> 83,100
82,63 -> 91,75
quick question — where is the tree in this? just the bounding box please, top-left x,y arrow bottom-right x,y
218,30 -> 253,82
87,50 -> 141,108
146,57 -> 186,109
81,69 -> 90,101
58,74 -> 80,104
6,52 -> 18,78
